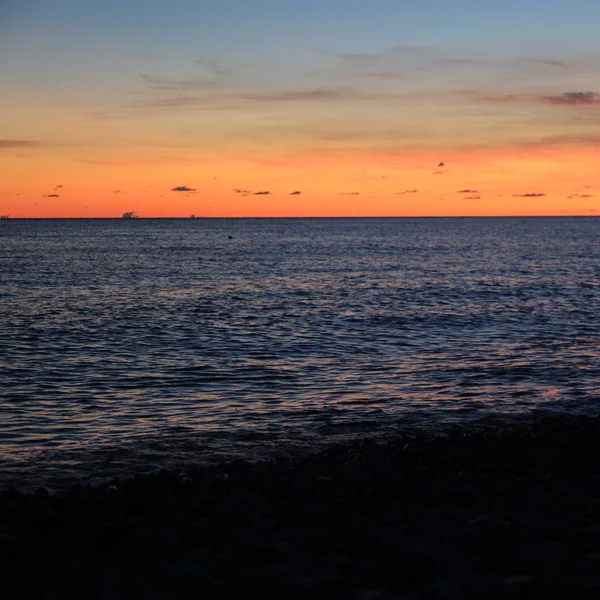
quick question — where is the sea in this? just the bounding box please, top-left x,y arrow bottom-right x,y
1,217 -> 599,491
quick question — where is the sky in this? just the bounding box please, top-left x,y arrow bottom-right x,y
1,0 -> 600,217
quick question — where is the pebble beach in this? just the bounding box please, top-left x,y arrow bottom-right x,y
2,414 -> 600,598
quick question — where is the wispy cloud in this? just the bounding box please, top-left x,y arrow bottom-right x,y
543,92 -> 600,106
252,190 -> 271,195
317,44 -> 432,65
515,132 -> 600,149
355,72 -> 404,80
319,44 -> 578,80
457,189 -> 479,193
464,195 -> 481,200
289,191 -> 302,195
437,56 -> 576,70
79,156 -> 203,167
140,74 -> 221,91
79,159 -> 134,166
478,94 -> 520,104
341,192 -> 360,195
479,91 -> 600,107
521,57 -> 576,70
193,58 -> 228,77
125,85 -> 391,112
171,186 -> 196,192
240,88 -> 351,102
45,194 -> 59,197
512,193 -> 546,197
0,139 -> 39,148
127,95 -> 225,110
396,189 -> 419,195
436,57 -> 488,67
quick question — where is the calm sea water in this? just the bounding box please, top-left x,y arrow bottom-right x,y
1,217 -> 599,489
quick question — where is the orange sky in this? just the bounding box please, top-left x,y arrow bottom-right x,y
1,1 -> 600,217
2,145 -> 598,218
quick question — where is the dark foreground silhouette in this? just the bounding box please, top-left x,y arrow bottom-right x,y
2,415 -> 600,599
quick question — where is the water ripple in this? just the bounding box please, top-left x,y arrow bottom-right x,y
1,217 -> 599,489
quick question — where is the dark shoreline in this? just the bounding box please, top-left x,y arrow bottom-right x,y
2,414 -> 600,598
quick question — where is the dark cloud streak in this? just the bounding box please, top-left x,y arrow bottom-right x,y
480,91 -> 600,107
543,92 -> 600,106
0,139 -> 39,148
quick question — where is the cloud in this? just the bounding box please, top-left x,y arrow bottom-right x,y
79,157 -> 205,167
521,57 -> 575,70
525,133 -> 600,148
316,44 -> 431,66
239,88 -> 376,103
355,72 -> 404,80
112,189 -> 122,193
46,194 -> 59,197
0,139 -> 39,149
171,186 -> 196,192
433,171 -> 444,175
457,189 -> 479,193
127,83 -> 398,111
478,94 -> 520,104
79,159 -> 133,166
317,45 -> 578,90
141,73 -> 220,91
437,56 -> 575,71
127,95 -> 224,110
437,57 -> 488,66
234,188 -> 251,194
289,191 -> 302,195
252,191 -> 271,195
543,92 -> 600,106
568,193 -> 595,198
193,58 -> 229,78
464,195 -> 481,200
512,193 -> 546,197
396,189 -> 419,195
341,192 -> 360,195
478,91 -> 600,108
55,184 -> 63,189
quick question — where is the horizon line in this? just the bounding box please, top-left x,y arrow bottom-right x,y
1,215 -> 598,220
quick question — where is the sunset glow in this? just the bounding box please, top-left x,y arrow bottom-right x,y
1,0 -> 600,217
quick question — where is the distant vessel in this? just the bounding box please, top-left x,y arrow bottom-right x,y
190,214 -> 197,219
122,211 -> 139,219
0,215 -> 9,220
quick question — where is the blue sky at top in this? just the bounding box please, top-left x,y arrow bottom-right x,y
3,0 -> 600,91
